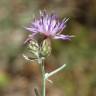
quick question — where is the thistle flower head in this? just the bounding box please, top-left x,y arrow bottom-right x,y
25,10 -> 73,43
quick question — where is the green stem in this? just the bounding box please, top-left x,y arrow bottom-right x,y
45,64 -> 66,79
40,59 -> 46,96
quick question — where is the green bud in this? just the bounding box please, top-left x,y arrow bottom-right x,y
40,39 -> 51,57
28,40 -> 39,57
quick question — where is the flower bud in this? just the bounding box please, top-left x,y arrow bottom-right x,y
40,39 -> 51,57
28,40 -> 39,57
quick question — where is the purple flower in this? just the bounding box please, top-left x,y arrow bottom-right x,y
25,10 -> 74,43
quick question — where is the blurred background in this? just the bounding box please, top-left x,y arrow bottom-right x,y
0,0 -> 96,96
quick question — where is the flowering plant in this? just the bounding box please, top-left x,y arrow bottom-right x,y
23,10 -> 74,96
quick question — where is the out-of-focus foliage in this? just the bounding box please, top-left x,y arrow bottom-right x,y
0,0 -> 96,96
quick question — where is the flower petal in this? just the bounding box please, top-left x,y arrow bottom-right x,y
26,27 -> 38,32
54,34 -> 74,40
